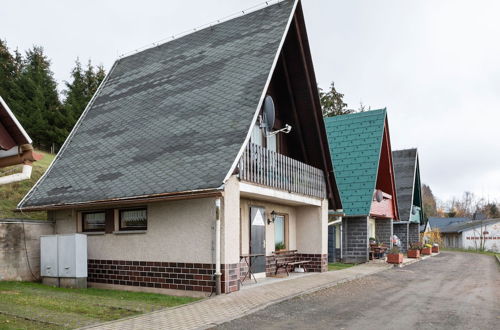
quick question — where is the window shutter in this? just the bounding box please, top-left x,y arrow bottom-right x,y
105,209 -> 114,233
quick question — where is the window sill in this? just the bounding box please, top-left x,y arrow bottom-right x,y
83,231 -> 105,235
113,230 -> 147,235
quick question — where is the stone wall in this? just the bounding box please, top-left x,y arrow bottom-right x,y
375,218 -> 393,248
0,219 -> 54,281
393,222 -> 409,252
342,216 -> 368,263
408,223 -> 420,244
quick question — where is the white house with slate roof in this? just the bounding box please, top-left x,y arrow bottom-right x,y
18,0 -> 342,296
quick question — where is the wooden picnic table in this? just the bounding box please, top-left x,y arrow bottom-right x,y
369,245 -> 388,260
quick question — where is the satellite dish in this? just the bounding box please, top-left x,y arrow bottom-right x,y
375,190 -> 384,203
262,95 -> 275,133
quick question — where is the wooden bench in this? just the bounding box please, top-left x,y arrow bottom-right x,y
273,250 -> 311,276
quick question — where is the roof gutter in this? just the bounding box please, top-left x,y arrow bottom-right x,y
17,188 -> 223,212
0,164 -> 32,186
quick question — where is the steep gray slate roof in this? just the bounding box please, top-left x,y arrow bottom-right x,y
438,218 -> 500,233
19,0 -> 295,208
428,217 -> 470,231
393,148 -> 417,221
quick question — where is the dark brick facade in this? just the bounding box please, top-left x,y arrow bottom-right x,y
221,263 -> 240,293
265,252 -> 327,276
375,218 -> 393,248
298,254 -> 327,272
88,259 -> 240,294
393,222 -> 409,252
89,254 -> 326,294
342,216 -> 369,263
408,223 -> 420,244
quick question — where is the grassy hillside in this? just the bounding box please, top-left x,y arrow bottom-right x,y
0,151 -> 55,220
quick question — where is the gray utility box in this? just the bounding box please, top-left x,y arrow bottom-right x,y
40,234 -> 87,288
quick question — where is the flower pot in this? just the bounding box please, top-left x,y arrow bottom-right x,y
387,253 -> 403,264
421,247 -> 432,255
432,246 -> 439,253
407,249 -> 420,258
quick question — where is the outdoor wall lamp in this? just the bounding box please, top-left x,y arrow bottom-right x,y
267,210 -> 277,225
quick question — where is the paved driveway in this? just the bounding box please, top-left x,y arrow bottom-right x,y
217,252 -> 500,330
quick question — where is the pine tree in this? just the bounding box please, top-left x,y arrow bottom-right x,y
0,40 -> 21,104
319,82 -> 353,117
15,46 -> 63,149
62,59 -> 105,135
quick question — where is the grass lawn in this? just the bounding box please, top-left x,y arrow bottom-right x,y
0,281 -> 199,329
328,262 -> 355,271
0,150 -> 55,220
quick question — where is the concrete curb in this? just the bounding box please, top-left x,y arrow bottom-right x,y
496,254 -> 500,266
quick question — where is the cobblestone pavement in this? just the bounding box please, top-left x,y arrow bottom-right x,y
84,262 -> 394,329
218,252 -> 500,330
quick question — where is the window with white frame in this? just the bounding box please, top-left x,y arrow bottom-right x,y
82,211 -> 106,232
119,208 -> 147,231
274,214 -> 286,250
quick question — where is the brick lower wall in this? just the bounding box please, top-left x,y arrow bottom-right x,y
376,218 -> 393,248
88,259 -> 240,294
298,254 -> 327,272
408,223 -> 420,244
265,252 -> 327,276
393,222 -> 409,252
342,217 -> 369,263
221,263 -> 239,293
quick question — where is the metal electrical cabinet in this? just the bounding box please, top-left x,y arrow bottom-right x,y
40,234 -> 87,288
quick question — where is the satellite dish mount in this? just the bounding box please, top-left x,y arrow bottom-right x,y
260,95 -> 292,136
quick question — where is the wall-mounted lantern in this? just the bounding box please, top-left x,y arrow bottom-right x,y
267,210 -> 277,225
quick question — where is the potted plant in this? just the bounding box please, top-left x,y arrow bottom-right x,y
275,242 -> 286,252
386,246 -> 403,264
408,242 -> 421,258
432,243 -> 439,253
421,243 -> 432,255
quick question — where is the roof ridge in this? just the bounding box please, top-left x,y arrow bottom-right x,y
118,0 -> 290,60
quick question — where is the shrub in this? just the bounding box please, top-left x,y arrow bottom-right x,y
409,242 -> 422,250
388,246 -> 401,254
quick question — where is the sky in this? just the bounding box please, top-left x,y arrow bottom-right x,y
1,0 -> 499,204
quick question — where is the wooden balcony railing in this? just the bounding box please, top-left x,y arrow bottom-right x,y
238,142 -> 326,199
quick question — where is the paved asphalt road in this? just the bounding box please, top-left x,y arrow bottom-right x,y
217,252 -> 500,330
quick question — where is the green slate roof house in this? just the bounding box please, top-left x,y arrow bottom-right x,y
18,0 -> 342,295
325,109 -> 399,263
392,148 -> 423,252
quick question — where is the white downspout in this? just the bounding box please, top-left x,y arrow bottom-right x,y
0,163 -> 32,185
214,198 -> 222,295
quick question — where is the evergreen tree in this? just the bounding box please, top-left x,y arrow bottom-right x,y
62,59 -> 105,135
0,40 -> 21,104
15,46 -> 63,149
319,82 -> 353,117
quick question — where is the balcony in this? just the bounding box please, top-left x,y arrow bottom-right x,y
237,142 -> 326,199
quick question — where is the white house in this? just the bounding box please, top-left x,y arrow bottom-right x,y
439,218 -> 500,252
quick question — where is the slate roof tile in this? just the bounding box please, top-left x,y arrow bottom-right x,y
19,0 -> 296,208
392,148 -> 419,221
